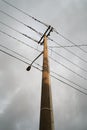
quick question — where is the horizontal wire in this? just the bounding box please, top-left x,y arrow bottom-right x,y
1,10 -> 87,67
0,0 -> 87,96
0,48 -> 41,71
51,75 -> 87,96
0,47 -> 87,95
2,0 -> 87,54
36,63 -> 87,91
1,18 -> 87,73
53,29 -> 87,53
0,29 -> 41,52
0,29 -> 87,80
0,10 -> 42,36
58,33 -> 87,54
0,21 -> 38,43
49,44 -> 87,48
50,56 -> 87,80
38,63 -> 87,91
0,43 -> 33,63
2,0 -> 49,27
51,71 -> 87,91
49,48 -> 87,73
1,42 -> 87,91
49,37 -> 87,64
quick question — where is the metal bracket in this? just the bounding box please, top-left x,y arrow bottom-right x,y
26,51 -> 43,71
40,26 -> 53,45
38,25 -> 51,44
38,25 -> 53,45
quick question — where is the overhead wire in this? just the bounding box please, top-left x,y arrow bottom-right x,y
0,42 -> 87,91
0,18 -> 87,73
0,0 -> 87,96
49,48 -> 87,73
0,43 -> 33,63
49,44 -> 87,48
0,29 -> 87,80
2,0 -> 87,54
0,9 -> 42,37
48,37 -> 87,64
53,29 -> 87,53
1,0 -> 49,27
0,20 -> 38,43
0,2 -> 87,81
0,29 -> 41,52
1,9 -> 87,66
51,75 -> 87,96
0,47 -> 87,95
0,48 -> 41,71
50,56 -> 87,80
51,70 -> 87,91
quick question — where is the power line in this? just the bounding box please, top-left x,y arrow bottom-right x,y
0,10 -> 43,37
0,29 -> 87,80
2,0 -> 87,55
0,48 -> 87,95
0,43 -> 33,63
49,44 -> 87,48
0,17 -> 86,79
0,29 -> 41,52
1,5 -> 87,66
0,15 -> 87,72
0,42 -> 42,69
0,10 -> 57,44
51,70 -> 87,91
1,42 -> 87,91
51,75 -> 87,96
53,29 -> 87,53
0,48 -> 41,71
1,0 -> 49,27
0,21 -> 38,43
49,37 -> 87,64
49,48 -> 87,73
50,56 -> 87,80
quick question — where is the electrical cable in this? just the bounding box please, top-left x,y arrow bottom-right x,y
51,70 -> 87,91
1,42 -> 87,91
1,19 -> 87,72
0,21 -> 38,43
2,0 -> 87,54
48,37 -> 87,64
1,22 -> 87,73
51,74 -> 87,95
0,10 -> 43,36
0,29 -> 86,80
0,48 -> 87,95
53,29 -> 87,53
0,43 -> 33,63
1,0 -> 87,96
49,48 -> 87,73
1,0 -> 49,27
49,44 -> 87,48
50,56 -> 87,80
0,48 -> 41,71
0,29 -> 41,52
1,10 -> 87,66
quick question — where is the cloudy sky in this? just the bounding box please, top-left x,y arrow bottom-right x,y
0,0 -> 87,130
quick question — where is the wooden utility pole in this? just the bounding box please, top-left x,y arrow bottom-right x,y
39,35 -> 54,130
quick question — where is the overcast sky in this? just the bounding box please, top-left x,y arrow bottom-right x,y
0,0 -> 87,130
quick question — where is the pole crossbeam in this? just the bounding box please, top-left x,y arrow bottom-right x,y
38,26 -> 53,45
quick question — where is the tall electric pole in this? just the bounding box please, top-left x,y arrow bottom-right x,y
39,35 -> 54,130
